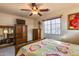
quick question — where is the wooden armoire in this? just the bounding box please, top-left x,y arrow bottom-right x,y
15,24 -> 27,45
15,19 -> 28,55
15,24 -> 28,54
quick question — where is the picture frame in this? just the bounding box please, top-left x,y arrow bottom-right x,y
68,13 -> 79,30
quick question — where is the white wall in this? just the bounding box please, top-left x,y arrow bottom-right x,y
61,8 -> 79,35
0,12 -> 37,41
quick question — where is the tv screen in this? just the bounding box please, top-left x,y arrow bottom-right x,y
16,19 -> 25,25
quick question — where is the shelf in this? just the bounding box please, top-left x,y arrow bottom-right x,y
0,42 -> 14,48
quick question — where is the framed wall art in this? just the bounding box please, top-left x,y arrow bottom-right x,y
68,13 -> 79,30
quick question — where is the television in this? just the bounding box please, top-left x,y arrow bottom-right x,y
16,19 -> 25,25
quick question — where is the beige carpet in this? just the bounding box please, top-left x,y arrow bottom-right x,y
0,46 -> 15,56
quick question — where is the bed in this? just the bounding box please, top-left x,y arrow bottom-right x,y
17,39 -> 79,56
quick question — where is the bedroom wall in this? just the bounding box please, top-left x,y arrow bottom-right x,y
0,12 -> 37,41
61,8 -> 79,35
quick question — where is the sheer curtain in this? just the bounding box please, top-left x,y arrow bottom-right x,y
43,18 -> 61,39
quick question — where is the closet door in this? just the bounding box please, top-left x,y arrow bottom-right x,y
15,25 -> 27,45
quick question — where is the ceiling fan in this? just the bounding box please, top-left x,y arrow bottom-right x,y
21,3 -> 49,16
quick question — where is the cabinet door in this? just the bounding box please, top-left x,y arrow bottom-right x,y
15,25 -> 27,45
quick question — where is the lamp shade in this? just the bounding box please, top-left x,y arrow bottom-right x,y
4,29 -> 8,34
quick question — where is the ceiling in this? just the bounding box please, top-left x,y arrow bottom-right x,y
0,3 -> 79,20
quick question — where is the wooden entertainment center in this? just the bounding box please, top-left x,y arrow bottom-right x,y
0,25 -> 14,48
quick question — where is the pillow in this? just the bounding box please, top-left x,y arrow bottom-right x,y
60,33 -> 79,45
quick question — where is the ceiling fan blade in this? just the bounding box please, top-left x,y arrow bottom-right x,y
29,13 -> 33,16
39,9 -> 49,12
38,13 -> 42,16
21,9 -> 31,11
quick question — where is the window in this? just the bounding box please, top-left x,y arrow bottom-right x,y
44,18 -> 60,34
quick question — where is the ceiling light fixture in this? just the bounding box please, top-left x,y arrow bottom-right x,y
32,6 -> 38,14
32,10 -> 38,14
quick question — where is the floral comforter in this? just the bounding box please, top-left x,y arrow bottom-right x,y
17,39 -> 79,56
